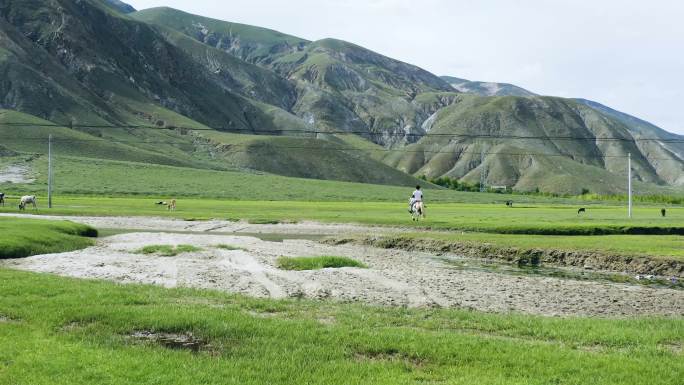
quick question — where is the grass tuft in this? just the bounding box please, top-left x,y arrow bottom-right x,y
214,244 -> 245,251
139,244 -> 202,256
277,256 -> 367,271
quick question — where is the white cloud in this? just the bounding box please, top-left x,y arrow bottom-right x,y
127,0 -> 684,134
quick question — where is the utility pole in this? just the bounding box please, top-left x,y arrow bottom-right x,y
627,152 -> 632,219
480,148 -> 486,193
48,134 -> 52,209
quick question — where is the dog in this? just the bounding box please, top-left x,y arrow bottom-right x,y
661,208 -> 666,217
577,208 -> 586,214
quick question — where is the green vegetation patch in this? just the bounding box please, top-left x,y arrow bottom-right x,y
396,231 -> 684,260
0,218 -> 97,259
139,244 -> 202,257
277,256 -> 367,270
214,244 -> 245,251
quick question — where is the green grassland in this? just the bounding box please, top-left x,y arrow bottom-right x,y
0,268 -> 682,384
0,218 -> 97,259
390,232 -> 684,260
0,196 -> 680,234
5,150 -> 680,205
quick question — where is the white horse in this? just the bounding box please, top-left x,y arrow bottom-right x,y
411,201 -> 425,221
19,195 -> 37,210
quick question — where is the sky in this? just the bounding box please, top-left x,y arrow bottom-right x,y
127,0 -> 684,134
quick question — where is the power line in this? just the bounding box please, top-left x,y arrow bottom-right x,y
2,122 -> 684,143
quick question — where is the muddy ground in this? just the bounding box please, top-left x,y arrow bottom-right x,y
2,215 -> 683,317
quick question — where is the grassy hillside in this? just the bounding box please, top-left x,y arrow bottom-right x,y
0,108 -> 426,186
198,131 -> 424,185
132,7 -> 457,146
132,7 -> 308,64
385,95 -> 684,194
0,155 -> 439,201
0,110 -> 215,168
0,0 -> 275,131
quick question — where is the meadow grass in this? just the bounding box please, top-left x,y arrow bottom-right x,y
0,218 -> 97,259
396,232 -> 684,260
277,256 -> 367,270
0,196 -> 681,235
0,268 -> 682,384
139,245 -> 202,257
3,153 -> 673,205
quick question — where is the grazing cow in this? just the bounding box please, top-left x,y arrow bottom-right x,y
661,208 -> 667,217
18,195 -> 37,210
505,200 -> 513,208
577,208 -> 586,215
0,192 -> 4,206
168,199 -> 176,211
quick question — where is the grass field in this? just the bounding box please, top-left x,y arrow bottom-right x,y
0,218 -> 97,259
3,153 -> 680,205
0,269 -> 682,384
0,197 -> 681,235
394,232 -> 684,260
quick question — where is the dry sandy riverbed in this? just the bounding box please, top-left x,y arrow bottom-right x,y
2,215 -> 684,317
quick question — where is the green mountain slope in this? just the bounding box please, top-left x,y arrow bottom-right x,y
198,131 -> 423,185
0,0 -> 276,131
131,8 -> 458,145
132,7 -> 308,65
384,95 -> 684,193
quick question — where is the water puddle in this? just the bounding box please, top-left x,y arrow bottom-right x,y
98,228 -> 325,242
440,256 -> 683,290
128,330 -> 212,353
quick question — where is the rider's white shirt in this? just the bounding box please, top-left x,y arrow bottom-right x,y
412,190 -> 423,201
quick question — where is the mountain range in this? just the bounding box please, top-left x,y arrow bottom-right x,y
0,0 -> 682,194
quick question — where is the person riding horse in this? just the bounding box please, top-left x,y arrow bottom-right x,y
409,185 -> 423,213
